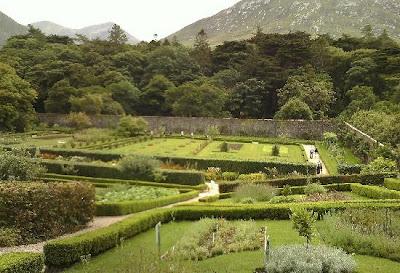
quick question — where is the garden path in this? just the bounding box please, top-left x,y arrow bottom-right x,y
0,183 -> 219,254
302,144 -> 329,175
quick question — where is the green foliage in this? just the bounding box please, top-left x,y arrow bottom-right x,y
351,184 -> 400,199
290,208 -> 317,245
117,116 -> 148,137
167,218 -> 261,260
96,190 -> 198,216
274,98 -> 313,120
0,227 -> 22,247
384,178 -> 400,191
0,149 -> 46,181
318,208 -> 400,262
220,141 -> 229,152
118,155 -> 161,181
265,245 -> 356,273
221,172 -> 239,181
0,62 -> 37,132
0,252 -> 44,273
233,184 -> 276,203
0,182 -> 95,244
281,185 -> 292,196
65,112 -> 92,129
304,183 -> 327,196
361,157 -> 398,174
139,75 -> 174,115
271,144 -> 280,156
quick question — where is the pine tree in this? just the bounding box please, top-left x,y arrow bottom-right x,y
192,29 -> 212,75
108,24 -> 128,45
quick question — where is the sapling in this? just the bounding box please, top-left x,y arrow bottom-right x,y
290,208 -> 317,247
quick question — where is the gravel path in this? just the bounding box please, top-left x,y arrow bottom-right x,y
0,184 -> 218,254
303,144 -> 329,175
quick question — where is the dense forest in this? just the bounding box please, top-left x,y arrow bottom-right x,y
0,24 -> 399,148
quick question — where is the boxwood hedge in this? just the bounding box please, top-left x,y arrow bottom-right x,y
96,190 -> 199,216
219,173 -> 396,193
350,184 -> 400,199
41,160 -> 205,185
384,178 -> 400,191
0,252 -> 43,273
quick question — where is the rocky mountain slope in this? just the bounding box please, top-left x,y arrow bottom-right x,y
169,0 -> 400,45
31,21 -> 140,44
0,11 -> 27,45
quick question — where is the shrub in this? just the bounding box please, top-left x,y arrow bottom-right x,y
271,145 -> 280,156
318,209 -> 400,262
269,196 -> 297,204
290,208 -> 317,245
361,157 -> 398,174
237,172 -> 266,182
323,132 -> 338,145
351,184 -> 400,199
265,245 -> 356,273
0,252 -> 44,273
220,141 -> 229,152
65,112 -> 92,129
117,116 -> 148,137
233,184 -> 276,203
338,163 -> 364,175
0,228 -> 22,247
385,178 -> 400,191
205,125 -> 220,139
0,149 -> 46,181
119,155 -> 162,181
0,182 -> 95,244
281,185 -> 292,196
304,183 -> 327,196
221,172 -> 239,181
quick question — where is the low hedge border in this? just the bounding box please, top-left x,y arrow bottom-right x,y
41,160 -> 205,186
218,173 -> 397,193
38,148 -> 315,175
96,190 -> 199,216
384,178 -> 400,191
351,184 -> 400,199
44,201 -> 400,268
0,252 -> 44,273
43,174 -> 206,190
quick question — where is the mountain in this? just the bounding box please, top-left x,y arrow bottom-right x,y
0,11 -> 27,45
32,21 -> 140,44
169,0 -> 400,45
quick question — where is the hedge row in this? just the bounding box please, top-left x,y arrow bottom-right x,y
0,182 -> 95,242
43,173 -> 206,190
350,184 -> 400,199
277,183 -> 352,195
38,148 -> 315,175
96,190 -> 199,216
219,173 -> 396,193
43,201 -> 400,268
0,253 -> 43,273
338,163 -> 364,175
384,178 -> 400,191
41,160 -> 205,185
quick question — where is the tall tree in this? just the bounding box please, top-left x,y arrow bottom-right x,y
108,24 -> 128,45
192,29 -> 212,75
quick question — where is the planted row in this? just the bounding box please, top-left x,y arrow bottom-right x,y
0,253 -> 43,273
350,184 -> 400,199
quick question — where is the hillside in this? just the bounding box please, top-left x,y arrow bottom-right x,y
32,21 -> 140,44
0,11 -> 27,45
169,0 -> 400,45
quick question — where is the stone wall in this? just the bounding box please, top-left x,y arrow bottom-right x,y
37,114 -> 339,139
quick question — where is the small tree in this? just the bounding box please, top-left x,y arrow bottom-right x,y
361,157 -> 397,174
220,142 -> 229,152
206,125 -> 220,139
271,145 -> 280,156
0,149 -> 46,181
66,112 -> 92,129
290,208 -> 317,246
117,116 -> 148,137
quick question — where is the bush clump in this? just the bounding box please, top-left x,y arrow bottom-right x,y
265,245 -> 356,273
220,141 -> 229,152
304,183 -> 327,196
0,252 -> 44,273
0,149 -> 46,181
117,116 -> 148,137
119,155 -> 162,181
0,182 -> 95,246
271,145 -> 280,156
233,184 -> 276,203
65,112 -> 92,129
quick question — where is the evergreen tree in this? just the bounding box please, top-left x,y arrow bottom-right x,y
192,29 -> 212,75
108,24 -> 128,45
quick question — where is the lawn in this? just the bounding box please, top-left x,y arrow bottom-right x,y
317,142 -> 361,175
63,220 -> 400,273
112,138 -> 306,163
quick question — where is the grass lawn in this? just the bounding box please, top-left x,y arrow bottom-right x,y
317,142 -> 361,175
63,220 -> 400,273
112,138 -> 306,163
1,135 -> 73,148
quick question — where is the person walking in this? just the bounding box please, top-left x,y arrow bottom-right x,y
310,148 -> 314,159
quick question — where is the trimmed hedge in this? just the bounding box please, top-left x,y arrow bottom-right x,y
338,163 -> 364,175
38,147 -> 315,175
43,201 -> 400,268
219,173 -> 396,193
96,190 -> 199,216
0,253 -> 44,273
43,173 -> 206,190
198,194 -> 220,203
351,184 -> 400,199
41,160 -> 205,185
0,182 -> 95,242
277,183 -> 352,195
384,178 -> 400,191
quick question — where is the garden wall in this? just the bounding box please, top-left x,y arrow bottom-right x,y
37,114 -> 338,139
